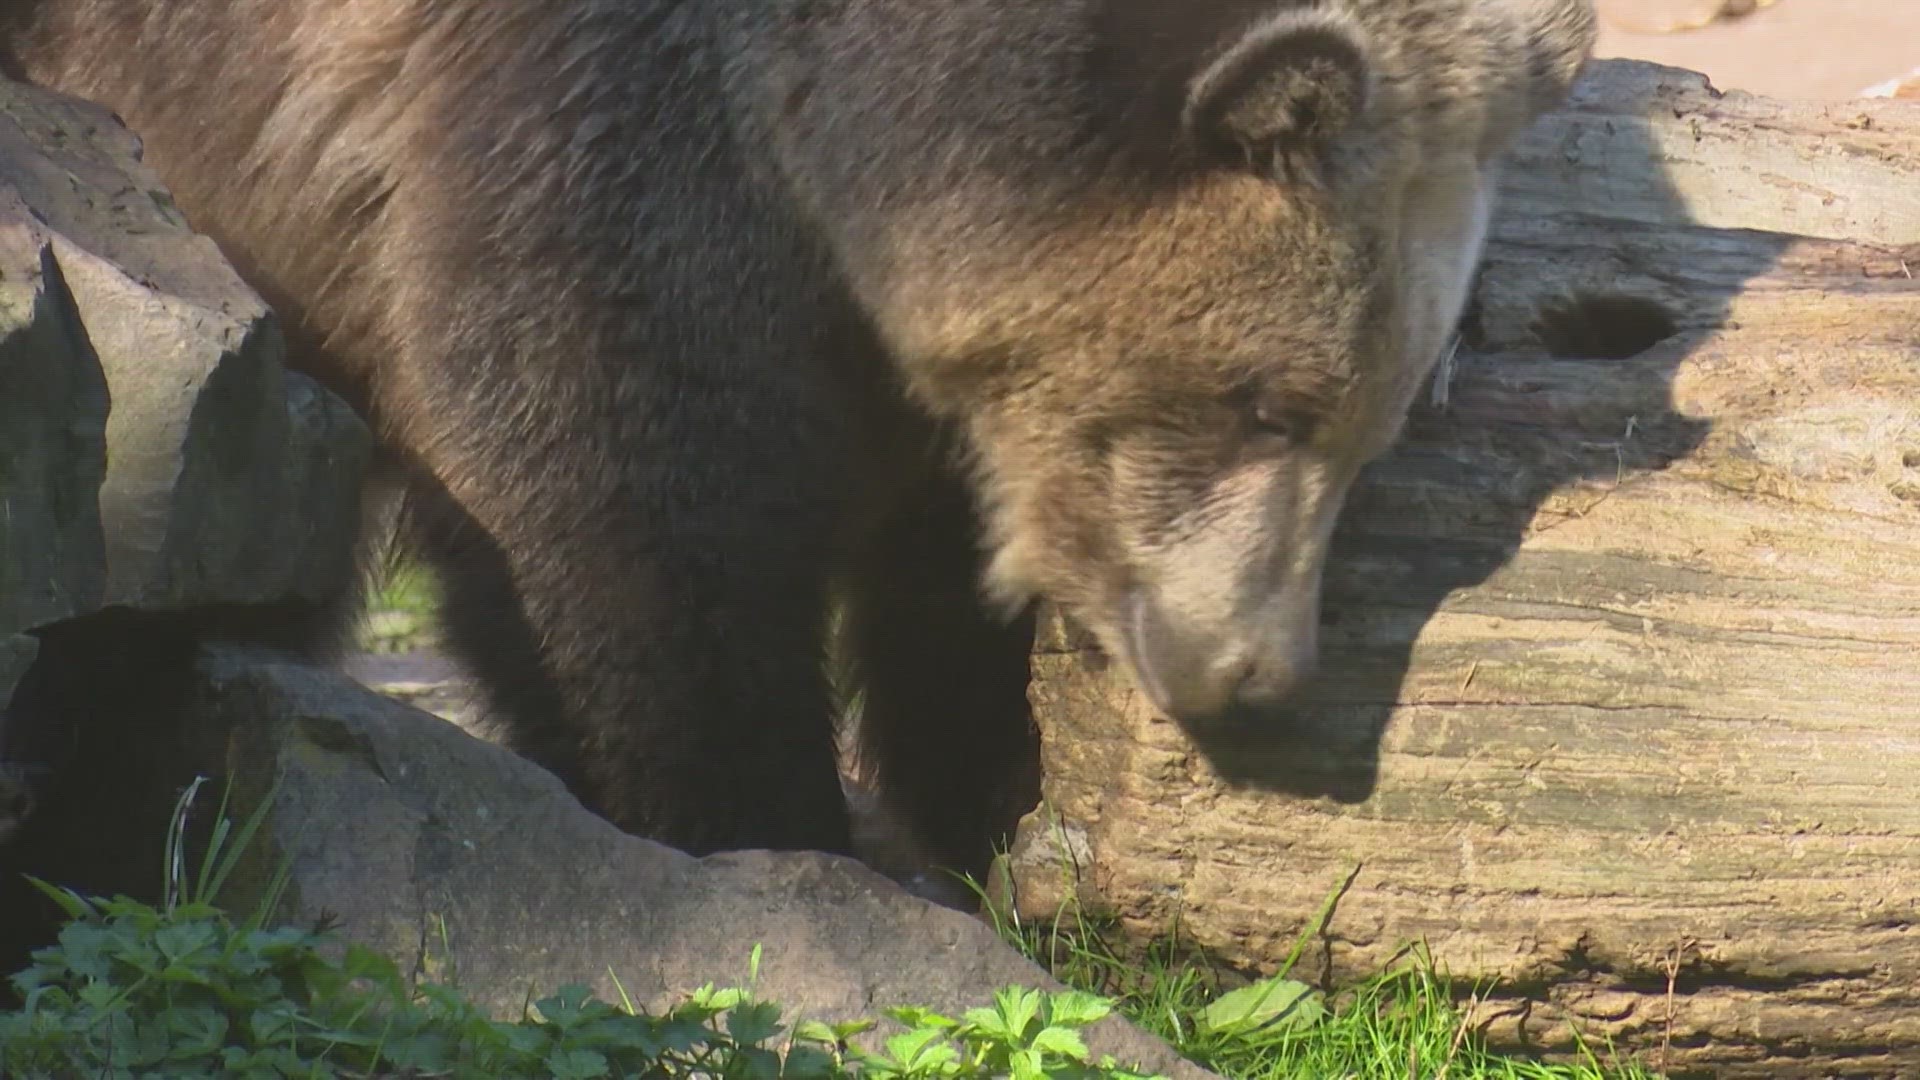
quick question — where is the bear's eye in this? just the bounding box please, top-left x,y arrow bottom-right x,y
1249,399 -> 1317,444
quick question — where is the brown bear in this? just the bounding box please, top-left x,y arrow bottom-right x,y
1,0 -> 1597,886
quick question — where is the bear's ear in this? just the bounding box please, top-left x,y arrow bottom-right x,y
1181,7 -> 1373,184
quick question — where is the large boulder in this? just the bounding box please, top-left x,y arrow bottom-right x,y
189,647 -> 1212,1080
0,74 -> 371,710
0,73 -> 371,890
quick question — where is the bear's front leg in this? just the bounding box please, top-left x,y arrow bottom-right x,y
366,163 -> 866,859
395,448 -> 857,860
347,56 -> 880,859
839,439 -> 1040,897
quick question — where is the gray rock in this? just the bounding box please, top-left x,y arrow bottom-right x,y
0,634 -> 42,843
0,214 -> 109,663
189,647 -> 1214,1080
0,75 -> 370,629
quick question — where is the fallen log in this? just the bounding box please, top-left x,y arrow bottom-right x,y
1005,59 -> 1920,1080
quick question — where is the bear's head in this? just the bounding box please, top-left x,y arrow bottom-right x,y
807,0 -> 1597,727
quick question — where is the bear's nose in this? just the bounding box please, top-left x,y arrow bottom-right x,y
1224,643 -> 1317,713
1119,588 -> 1322,728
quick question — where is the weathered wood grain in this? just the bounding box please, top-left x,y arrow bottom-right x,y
1006,60 -> 1920,1080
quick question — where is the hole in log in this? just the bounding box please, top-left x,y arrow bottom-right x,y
1531,293 -> 1679,360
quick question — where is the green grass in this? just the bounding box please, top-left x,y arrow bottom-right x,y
964,830 -> 1662,1080
356,558 -> 443,653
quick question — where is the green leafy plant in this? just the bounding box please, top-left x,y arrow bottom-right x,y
0,901 -> 1163,1080
847,987 -> 1155,1080
0,778 -> 1164,1079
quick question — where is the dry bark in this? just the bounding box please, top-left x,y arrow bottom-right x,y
1005,59 -> 1920,1080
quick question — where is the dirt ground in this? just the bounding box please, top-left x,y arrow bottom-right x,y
1594,0 -> 1918,100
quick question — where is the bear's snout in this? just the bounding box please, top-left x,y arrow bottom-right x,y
1119,587 -> 1318,727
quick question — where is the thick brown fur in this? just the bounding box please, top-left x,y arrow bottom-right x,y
1,0 -> 1596,883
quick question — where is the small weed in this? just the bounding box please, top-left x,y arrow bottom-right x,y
357,559 -> 442,654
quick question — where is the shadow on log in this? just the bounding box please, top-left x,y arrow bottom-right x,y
1008,59 -> 1920,1080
